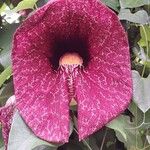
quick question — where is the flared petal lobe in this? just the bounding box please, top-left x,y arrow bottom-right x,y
0,96 -> 16,148
12,0 -> 72,143
12,0 -> 132,143
75,13 -> 132,140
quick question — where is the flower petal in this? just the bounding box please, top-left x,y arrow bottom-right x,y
0,96 -> 15,148
12,54 -> 70,142
12,0 -> 132,143
12,1 -> 72,143
75,10 -> 132,140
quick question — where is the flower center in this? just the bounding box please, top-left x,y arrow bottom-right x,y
59,52 -> 83,66
59,52 -> 83,106
50,36 -> 90,70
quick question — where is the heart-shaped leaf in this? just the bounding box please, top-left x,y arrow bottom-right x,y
0,81 -> 14,105
128,102 -> 144,126
107,115 -> 143,149
107,115 -> 127,140
0,66 -> 12,88
13,0 -> 38,12
7,111 -> 73,150
0,24 -> 19,68
120,0 -> 149,8
0,3 -> 7,14
119,9 -> 150,24
101,0 -> 120,12
132,70 -> 150,113
138,25 -> 150,48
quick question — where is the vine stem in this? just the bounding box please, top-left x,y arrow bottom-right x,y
143,129 -> 149,149
126,112 -> 150,130
34,3 -> 38,9
73,128 -> 93,150
99,128 -> 108,150
140,24 -> 150,150
141,25 -> 149,77
142,144 -> 150,150
133,24 -> 149,150
136,103 -> 138,149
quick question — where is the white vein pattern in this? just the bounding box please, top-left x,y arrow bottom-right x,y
11,0 -> 132,143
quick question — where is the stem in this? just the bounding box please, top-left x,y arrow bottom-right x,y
143,129 -> 149,149
125,110 -> 150,130
141,25 -> 149,77
142,144 -> 150,150
34,3 -> 38,9
140,25 -> 150,149
141,63 -> 147,77
73,128 -> 93,150
136,103 -> 138,149
100,128 -> 108,150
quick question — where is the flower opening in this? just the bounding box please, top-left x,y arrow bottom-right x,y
50,36 -> 90,70
11,0 -> 132,145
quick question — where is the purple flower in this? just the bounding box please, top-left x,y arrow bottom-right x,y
0,96 -> 15,149
11,0 -> 132,145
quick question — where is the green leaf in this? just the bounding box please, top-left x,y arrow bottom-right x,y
13,0 -> 38,12
107,115 -> 143,149
4,0 -> 11,6
138,25 -> 150,47
118,9 -> 149,24
0,24 -> 19,68
8,111 -> 73,150
106,141 -> 114,148
0,129 -> 4,149
33,145 -> 57,150
146,135 -> 150,144
0,3 -> 7,14
145,109 -> 150,123
0,1 -> 3,8
107,115 -> 127,140
101,0 -> 120,12
128,101 -> 144,126
0,81 -> 14,105
141,25 -> 150,41
132,70 -> 150,113
0,65 -> 12,88
8,111 -> 60,150
120,0 -> 150,8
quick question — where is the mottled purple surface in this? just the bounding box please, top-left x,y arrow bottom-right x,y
12,0 -> 132,143
0,96 -> 15,149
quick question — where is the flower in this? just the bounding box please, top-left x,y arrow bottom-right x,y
12,0 -> 132,144
0,96 -> 16,149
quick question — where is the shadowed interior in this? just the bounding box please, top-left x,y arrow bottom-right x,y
50,36 -> 91,70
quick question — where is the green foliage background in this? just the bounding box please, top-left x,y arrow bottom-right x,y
0,0 -> 150,150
